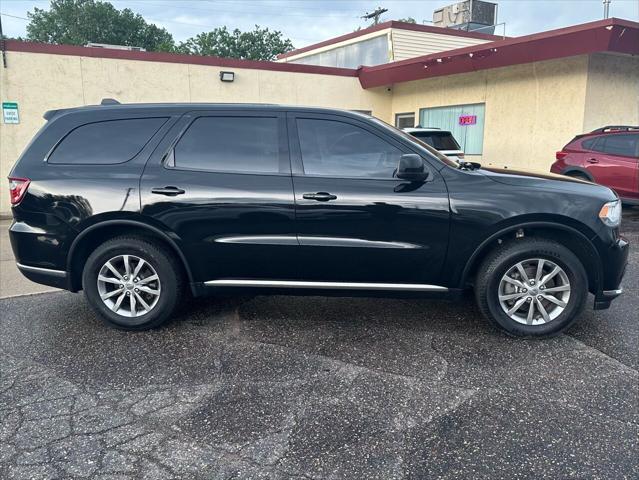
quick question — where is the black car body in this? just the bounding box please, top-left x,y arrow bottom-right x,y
8,102 -> 629,336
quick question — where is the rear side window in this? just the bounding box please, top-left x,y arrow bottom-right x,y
409,131 -> 461,151
581,137 -> 600,150
48,118 -> 167,164
296,118 -> 403,178
593,134 -> 638,157
174,116 -> 280,174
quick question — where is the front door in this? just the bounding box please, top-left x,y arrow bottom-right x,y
288,112 -> 450,285
586,133 -> 639,201
140,110 -> 298,283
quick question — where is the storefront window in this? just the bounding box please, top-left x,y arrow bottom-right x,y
419,103 -> 486,155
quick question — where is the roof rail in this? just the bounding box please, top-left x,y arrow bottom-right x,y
101,98 -> 121,105
590,125 -> 639,133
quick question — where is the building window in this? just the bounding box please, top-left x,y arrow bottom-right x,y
290,35 -> 389,69
352,110 -> 373,116
419,103 -> 486,155
395,112 -> 415,129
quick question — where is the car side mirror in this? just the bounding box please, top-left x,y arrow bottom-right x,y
396,154 -> 429,182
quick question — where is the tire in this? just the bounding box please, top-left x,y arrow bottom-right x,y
566,172 -> 591,182
475,238 -> 588,337
82,236 -> 184,330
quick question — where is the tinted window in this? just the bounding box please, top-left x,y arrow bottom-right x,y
410,131 -> 461,150
174,117 -> 280,173
49,118 -> 167,164
297,118 -> 403,178
595,134 -> 638,157
581,137 -> 599,150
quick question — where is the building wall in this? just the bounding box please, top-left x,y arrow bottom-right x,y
390,28 -> 490,61
0,51 -> 391,213
390,55 -> 592,170
1,49 -> 637,215
583,53 -> 639,131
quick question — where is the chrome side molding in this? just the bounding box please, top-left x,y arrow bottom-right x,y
16,263 -> 67,278
602,288 -> 623,297
204,279 -> 448,292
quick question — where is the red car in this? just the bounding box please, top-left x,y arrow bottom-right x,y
551,126 -> 639,204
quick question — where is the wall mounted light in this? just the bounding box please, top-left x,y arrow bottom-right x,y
219,71 -> 235,82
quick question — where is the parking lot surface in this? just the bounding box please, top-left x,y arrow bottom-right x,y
1,210 -> 638,479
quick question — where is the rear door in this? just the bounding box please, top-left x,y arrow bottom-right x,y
140,110 -> 298,283
586,133 -> 639,200
288,112 -> 450,285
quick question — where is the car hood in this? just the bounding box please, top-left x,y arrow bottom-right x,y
478,166 -> 617,200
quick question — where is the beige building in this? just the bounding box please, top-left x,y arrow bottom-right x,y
1,18 -> 638,214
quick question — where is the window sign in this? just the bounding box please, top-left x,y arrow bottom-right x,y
2,102 -> 19,124
459,114 -> 477,126
420,103 -> 485,155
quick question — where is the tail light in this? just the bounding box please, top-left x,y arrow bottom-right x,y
8,177 -> 31,205
556,151 -> 568,161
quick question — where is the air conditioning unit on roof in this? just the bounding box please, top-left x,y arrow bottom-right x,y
433,0 -> 497,34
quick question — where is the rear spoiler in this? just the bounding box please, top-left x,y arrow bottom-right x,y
43,98 -> 121,121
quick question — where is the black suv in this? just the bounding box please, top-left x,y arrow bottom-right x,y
8,102 -> 629,336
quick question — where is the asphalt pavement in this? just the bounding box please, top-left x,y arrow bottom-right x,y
0,210 -> 638,479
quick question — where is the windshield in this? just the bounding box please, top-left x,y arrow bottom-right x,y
409,131 -> 461,151
369,118 -> 459,168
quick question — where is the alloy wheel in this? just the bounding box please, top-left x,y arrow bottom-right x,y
96,254 -> 161,317
498,258 -> 571,325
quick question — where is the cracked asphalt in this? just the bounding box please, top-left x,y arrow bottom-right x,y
1,209 -> 638,479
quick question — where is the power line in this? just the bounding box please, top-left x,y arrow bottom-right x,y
0,13 -> 29,21
116,1 -> 360,18
125,0 -> 364,13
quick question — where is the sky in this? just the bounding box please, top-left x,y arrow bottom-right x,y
1,0 -> 638,48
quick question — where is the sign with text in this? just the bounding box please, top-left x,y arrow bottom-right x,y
458,114 -> 477,126
2,102 -> 19,124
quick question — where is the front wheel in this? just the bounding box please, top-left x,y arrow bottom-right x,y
82,236 -> 184,330
475,238 -> 588,337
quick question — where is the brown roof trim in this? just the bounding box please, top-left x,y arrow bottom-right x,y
4,40 -> 358,77
276,20 -> 503,60
358,18 -> 639,88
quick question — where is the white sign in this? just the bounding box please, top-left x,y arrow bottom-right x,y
2,102 -> 20,124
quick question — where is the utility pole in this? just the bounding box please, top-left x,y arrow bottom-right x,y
603,0 -> 611,19
362,7 -> 388,26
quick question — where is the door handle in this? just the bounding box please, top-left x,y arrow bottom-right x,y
302,192 -> 338,202
151,186 -> 185,196
587,158 -> 599,164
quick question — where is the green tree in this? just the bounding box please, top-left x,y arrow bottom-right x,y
178,25 -> 294,61
397,17 -> 417,24
26,0 -> 175,52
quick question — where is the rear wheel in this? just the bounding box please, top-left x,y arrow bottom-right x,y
475,238 -> 588,337
82,236 -> 184,330
565,172 -> 591,182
